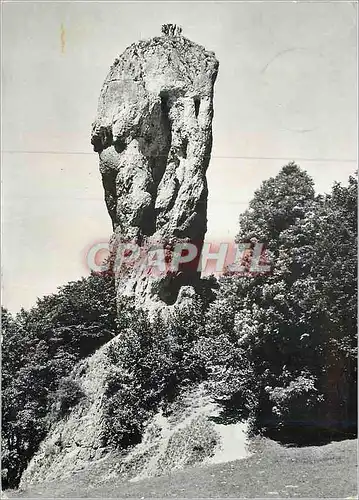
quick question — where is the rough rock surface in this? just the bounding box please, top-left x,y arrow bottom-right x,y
91,25 -> 218,308
20,340 -> 116,486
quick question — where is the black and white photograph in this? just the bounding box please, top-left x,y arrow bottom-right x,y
1,1 -> 358,498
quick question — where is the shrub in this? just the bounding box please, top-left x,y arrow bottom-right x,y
50,377 -> 85,419
102,298 -> 207,448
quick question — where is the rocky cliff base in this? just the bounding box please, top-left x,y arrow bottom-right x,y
20,336 -> 249,487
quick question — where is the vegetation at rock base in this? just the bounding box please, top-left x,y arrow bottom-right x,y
199,164 -> 357,442
1,273 -> 117,489
102,299 -> 207,448
1,164 -> 357,490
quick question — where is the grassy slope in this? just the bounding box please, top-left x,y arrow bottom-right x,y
7,438 -> 357,498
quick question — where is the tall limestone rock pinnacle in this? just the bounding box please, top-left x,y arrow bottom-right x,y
19,30 -> 220,487
91,24 -> 219,308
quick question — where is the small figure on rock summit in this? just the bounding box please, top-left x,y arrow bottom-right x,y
161,23 -> 182,37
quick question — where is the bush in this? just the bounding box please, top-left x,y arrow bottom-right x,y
264,371 -> 323,438
50,377 -> 85,419
102,298 -> 207,448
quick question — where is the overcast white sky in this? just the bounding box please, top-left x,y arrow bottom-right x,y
1,1 -> 357,312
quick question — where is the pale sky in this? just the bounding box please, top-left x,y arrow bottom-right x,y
1,1 -> 357,313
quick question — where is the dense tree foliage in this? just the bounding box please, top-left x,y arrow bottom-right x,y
237,163 -> 316,252
200,165 -> 357,441
1,273 -> 117,488
102,298 -> 206,448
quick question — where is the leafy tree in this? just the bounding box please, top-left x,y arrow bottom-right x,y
200,166 -> 357,442
279,175 -> 357,432
236,162 -> 315,252
1,272 -> 117,489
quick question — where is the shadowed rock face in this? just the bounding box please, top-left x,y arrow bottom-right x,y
92,26 -> 219,307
